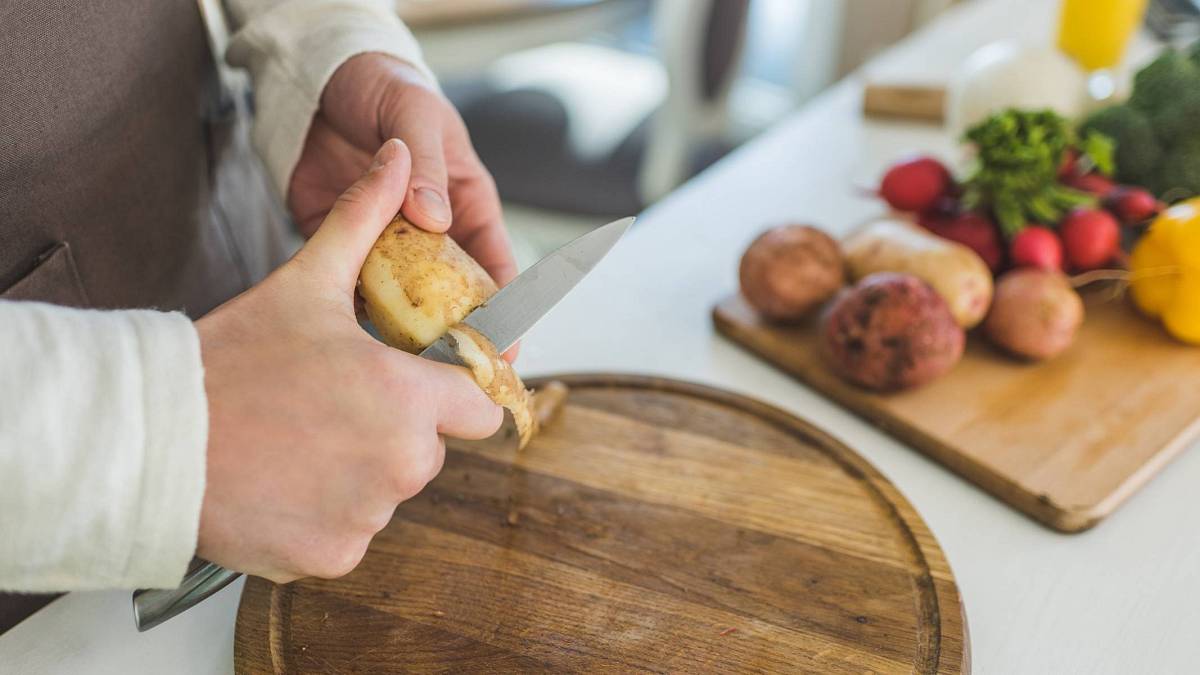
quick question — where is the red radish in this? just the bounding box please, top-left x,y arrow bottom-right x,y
1058,148 -> 1080,179
1062,172 -> 1116,197
917,211 -> 949,231
928,211 -> 1004,272
880,156 -> 952,212
1103,186 -> 1162,224
925,194 -> 962,218
1059,208 -> 1120,271
1009,226 -> 1063,270
916,195 -> 960,231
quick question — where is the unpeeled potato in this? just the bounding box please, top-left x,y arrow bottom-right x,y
739,225 -> 845,322
820,272 -> 965,391
843,219 -> 993,328
984,268 -> 1083,360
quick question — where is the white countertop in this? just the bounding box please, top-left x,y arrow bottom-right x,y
6,0 -> 1199,672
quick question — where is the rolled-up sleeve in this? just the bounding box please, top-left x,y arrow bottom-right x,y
0,302 -> 208,591
223,0 -> 434,199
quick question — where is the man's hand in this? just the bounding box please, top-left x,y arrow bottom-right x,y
197,140 -> 502,583
289,53 -> 517,290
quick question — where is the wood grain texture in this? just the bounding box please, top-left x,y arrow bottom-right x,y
236,375 -> 967,674
714,289 -> 1200,533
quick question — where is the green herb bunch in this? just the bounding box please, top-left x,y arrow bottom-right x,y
961,109 -> 1111,238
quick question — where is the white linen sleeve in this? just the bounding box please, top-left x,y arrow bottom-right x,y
0,301 -> 208,591
223,0 -> 435,199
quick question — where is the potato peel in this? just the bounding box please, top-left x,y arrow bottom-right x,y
445,324 -> 537,449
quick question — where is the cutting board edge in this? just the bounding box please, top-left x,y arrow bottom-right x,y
711,296 -> 1180,534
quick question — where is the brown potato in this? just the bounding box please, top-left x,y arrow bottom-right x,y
739,225 -> 845,322
820,272 -> 965,392
984,269 -> 1084,360
843,218 -> 993,329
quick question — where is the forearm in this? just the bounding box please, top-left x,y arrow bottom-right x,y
0,301 -> 207,591
222,0 -> 435,198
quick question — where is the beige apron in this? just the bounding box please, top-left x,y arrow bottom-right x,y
0,0 -> 290,630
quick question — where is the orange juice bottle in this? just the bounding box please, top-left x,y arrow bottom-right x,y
1057,0 -> 1148,70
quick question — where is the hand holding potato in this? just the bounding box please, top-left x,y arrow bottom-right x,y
195,140 -> 502,583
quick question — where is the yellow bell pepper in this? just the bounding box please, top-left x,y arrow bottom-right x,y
1130,198 -> 1200,344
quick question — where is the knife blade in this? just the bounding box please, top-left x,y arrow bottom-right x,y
420,216 -> 633,364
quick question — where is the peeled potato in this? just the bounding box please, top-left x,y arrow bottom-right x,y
359,218 -> 498,353
359,217 -> 544,448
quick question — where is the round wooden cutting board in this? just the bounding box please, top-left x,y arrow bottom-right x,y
235,375 -> 968,673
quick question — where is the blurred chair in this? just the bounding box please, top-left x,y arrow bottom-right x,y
398,0 -> 651,77
400,0 -> 750,216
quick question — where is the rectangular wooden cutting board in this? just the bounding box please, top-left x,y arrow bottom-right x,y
713,289 -> 1200,532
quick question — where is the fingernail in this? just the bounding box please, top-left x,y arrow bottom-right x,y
414,187 -> 451,224
370,139 -> 402,170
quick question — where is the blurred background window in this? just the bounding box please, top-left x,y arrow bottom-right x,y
394,0 -> 1089,265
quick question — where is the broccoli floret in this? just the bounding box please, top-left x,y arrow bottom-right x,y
1153,95 -> 1200,141
1130,49 -> 1200,114
1077,46 -> 1200,201
1080,105 -> 1163,185
1134,49 -> 1200,140
1153,137 -> 1200,200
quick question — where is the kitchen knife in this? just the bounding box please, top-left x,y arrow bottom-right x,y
132,216 -> 634,631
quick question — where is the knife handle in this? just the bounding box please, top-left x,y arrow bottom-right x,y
131,560 -> 241,631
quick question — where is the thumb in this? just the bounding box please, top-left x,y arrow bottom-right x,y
298,139 -> 412,288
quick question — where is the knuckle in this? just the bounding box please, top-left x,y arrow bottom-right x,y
424,437 -> 447,482
263,570 -> 301,585
363,505 -> 396,534
388,436 -> 443,500
386,462 -> 426,501
474,164 -> 499,192
305,536 -> 370,579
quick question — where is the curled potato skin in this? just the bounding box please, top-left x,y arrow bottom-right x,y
739,225 -> 846,322
446,325 -> 537,448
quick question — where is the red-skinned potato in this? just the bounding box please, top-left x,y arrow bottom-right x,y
820,273 -> 965,392
984,268 -> 1083,360
739,225 -> 845,322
